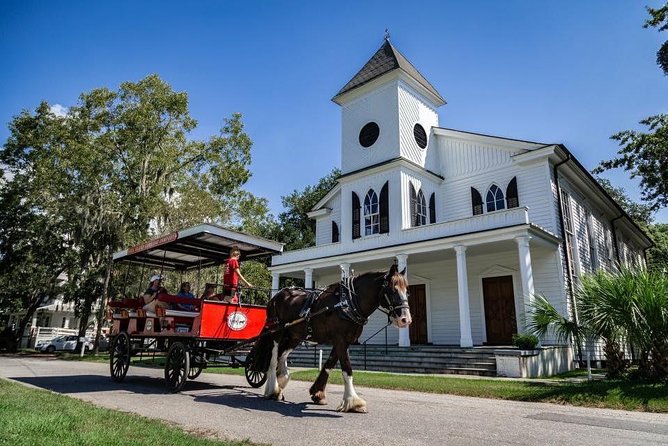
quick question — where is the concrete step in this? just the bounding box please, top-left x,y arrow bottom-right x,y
286,344 -> 499,377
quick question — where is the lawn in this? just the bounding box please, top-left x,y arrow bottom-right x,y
61,352 -> 668,413
0,378 -> 258,446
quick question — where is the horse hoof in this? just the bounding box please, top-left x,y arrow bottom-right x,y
311,391 -> 327,405
336,397 -> 367,413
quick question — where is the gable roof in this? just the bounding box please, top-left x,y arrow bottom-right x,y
333,39 -> 445,105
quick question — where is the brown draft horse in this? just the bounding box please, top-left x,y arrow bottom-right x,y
252,264 -> 411,413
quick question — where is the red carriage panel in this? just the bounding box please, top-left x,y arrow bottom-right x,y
199,301 -> 266,340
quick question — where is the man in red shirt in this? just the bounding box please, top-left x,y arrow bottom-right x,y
223,246 -> 252,302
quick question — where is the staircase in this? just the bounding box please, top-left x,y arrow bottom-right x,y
287,344 -> 498,377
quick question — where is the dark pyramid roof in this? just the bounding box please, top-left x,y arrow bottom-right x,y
333,39 -> 445,105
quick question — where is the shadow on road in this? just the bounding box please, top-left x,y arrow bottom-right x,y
11,374 -> 223,395
192,388 -> 342,419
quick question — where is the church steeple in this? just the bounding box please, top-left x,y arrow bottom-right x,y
332,38 -> 445,106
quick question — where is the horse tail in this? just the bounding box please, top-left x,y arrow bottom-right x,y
251,329 -> 275,373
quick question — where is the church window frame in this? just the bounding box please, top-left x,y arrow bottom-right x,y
363,189 -> 380,235
486,184 -> 506,212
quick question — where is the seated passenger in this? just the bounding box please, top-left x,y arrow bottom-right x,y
222,246 -> 253,303
176,281 -> 196,311
201,283 -> 217,300
142,275 -> 169,312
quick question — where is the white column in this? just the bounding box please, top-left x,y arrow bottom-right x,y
304,268 -> 313,289
340,263 -> 350,280
455,245 -> 473,348
271,273 -> 280,293
515,235 -> 535,331
395,254 -> 410,347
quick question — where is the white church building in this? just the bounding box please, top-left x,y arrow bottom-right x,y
268,38 -> 652,351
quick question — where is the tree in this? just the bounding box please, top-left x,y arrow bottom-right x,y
645,4 -> 668,75
0,75 -> 261,350
273,168 -> 341,251
594,5 -> 668,211
646,223 -> 668,272
596,178 -> 654,229
597,177 -> 668,272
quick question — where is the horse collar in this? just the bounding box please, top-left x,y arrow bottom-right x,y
337,282 -> 368,326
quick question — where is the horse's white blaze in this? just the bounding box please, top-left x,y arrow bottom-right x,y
391,287 -> 412,328
277,348 -> 293,390
336,371 -> 367,413
263,341 -> 281,399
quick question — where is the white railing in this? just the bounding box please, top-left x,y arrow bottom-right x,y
273,207 -> 529,266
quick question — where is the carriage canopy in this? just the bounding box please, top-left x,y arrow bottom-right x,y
112,223 -> 283,271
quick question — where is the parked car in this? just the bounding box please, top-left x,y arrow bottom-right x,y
35,335 -> 93,353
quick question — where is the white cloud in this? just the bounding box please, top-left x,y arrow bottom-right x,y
49,104 -> 68,117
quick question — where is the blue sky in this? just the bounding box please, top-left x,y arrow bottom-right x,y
1,1 -> 666,223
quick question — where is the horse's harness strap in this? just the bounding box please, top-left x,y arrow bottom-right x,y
336,282 -> 368,326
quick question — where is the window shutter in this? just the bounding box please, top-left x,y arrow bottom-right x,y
429,192 -> 436,224
352,192 -> 360,239
409,183 -> 417,227
332,221 -> 339,243
506,177 -> 519,208
471,187 -> 483,215
380,182 -> 389,234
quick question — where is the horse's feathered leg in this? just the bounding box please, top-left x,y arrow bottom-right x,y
263,339 -> 283,400
309,347 -> 338,405
277,337 -> 300,392
335,343 -> 367,413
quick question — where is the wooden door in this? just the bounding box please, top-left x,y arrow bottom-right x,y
482,276 -> 517,345
408,284 -> 428,344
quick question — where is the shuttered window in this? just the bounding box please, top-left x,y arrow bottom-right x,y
352,192 -> 360,239
379,182 -> 389,234
332,221 -> 339,243
506,177 -> 519,208
471,187 -> 483,215
429,192 -> 436,223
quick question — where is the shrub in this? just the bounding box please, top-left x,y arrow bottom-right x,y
512,333 -> 539,350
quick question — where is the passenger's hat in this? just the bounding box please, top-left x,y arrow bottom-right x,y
149,274 -> 163,283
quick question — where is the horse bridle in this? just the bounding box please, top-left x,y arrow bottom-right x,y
378,277 -> 410,317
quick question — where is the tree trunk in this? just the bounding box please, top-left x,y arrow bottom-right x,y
14,291 -> 47,351
93,247 -> 114,354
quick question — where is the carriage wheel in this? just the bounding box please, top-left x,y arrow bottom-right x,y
188,366 -> 203,380
244,347 -> 267,388
165,341 -> 190,393
109,332 -> 130,383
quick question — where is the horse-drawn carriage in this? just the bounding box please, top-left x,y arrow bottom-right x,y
108,223 -> 412,413
107,224 -> 282,392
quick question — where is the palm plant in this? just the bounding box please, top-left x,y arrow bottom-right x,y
525,295 -> 587,364
529,267 -> 668,381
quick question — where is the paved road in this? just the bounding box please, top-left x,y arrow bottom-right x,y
1,356 -> 667,446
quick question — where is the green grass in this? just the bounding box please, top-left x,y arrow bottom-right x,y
65,353 -> 668,412
0,378 -> 259,446
287,369 -> 668,413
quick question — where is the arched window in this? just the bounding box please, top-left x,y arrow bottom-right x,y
410,183 -> 427,227
486,184 -> 505,212
506,177 -> 519,208
364,189 -> 380,235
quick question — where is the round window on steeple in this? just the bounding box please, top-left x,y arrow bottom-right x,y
359,122 -> 380,148
414,123 -> 427,149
